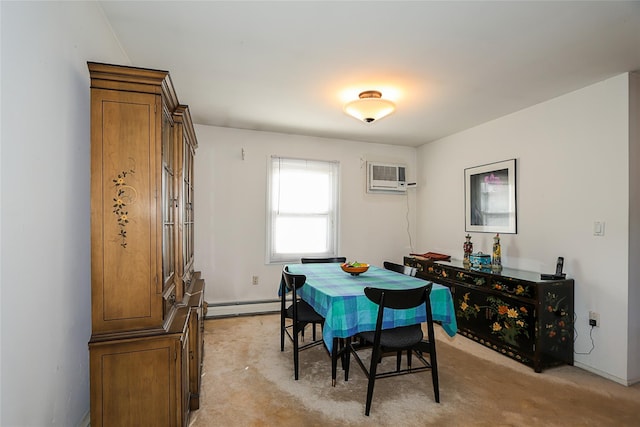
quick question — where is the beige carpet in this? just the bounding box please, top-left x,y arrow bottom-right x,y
189,314 -> 640,427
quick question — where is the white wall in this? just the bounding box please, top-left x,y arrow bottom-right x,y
629,71 -> 640,383
194,125 -> 418,305
417,73 -> 636,385
0,2 -> 129,425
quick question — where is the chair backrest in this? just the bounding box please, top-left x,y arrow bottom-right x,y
282,265 -> 306,292
301,257 -> 347,264
383,261 -> 417,277
364,284 -> 434,353
364,283 -> 433,311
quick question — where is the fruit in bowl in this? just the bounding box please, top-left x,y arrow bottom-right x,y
341,262 -> 369,276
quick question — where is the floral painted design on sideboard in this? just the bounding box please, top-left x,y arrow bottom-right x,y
543,291 -> 572,352
457,292 -> 530,347
486,295 -> 529,347
457,292 -> 481,320
492,280 -> 532,298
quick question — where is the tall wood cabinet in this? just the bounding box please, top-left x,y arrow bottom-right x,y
88,62 -> 205,427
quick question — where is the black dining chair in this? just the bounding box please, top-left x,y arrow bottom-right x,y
382,261 -> 420,369
280,266 -> 325,380
298,256 -> 345,340
383,261 -> 417,276
344,283 -> 439,416
300,256 -> 347,264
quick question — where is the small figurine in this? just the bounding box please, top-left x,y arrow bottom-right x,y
463,234 -> 473,268
492,233 -> 502,272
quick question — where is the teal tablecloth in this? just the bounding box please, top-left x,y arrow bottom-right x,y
286,263 -> 457,352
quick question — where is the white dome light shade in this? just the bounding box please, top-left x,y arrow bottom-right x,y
344,90 -> 395,123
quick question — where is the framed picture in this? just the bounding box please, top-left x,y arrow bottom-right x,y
465,159 -> 517,234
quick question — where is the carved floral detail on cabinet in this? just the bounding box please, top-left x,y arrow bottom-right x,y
112,166 -> 136,248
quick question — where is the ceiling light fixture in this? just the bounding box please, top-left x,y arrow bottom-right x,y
344,90 -> 395,123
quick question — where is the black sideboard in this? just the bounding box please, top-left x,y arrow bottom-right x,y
404,256 -> 574,372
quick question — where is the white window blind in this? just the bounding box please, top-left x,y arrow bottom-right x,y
267,156 -> 339,263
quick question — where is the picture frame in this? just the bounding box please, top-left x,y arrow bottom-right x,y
465,159 -> 517,234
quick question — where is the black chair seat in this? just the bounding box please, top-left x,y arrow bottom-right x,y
286,300 -> 324,324
358,324 -> 423,349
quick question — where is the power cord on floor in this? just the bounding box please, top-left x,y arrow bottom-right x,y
573,312 -> 596,355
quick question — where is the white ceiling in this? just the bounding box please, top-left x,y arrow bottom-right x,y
99,1 -> 640,147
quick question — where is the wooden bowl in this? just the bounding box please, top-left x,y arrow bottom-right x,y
340,263 -> 369,276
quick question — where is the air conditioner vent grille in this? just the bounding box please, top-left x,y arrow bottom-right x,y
367,162 -> 407,193
372,165 -> 397,182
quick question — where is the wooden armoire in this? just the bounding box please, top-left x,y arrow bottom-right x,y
87,62 -> 206,427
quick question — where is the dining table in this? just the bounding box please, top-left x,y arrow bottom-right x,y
285,262 -> 458,385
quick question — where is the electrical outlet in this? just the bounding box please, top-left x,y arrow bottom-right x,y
252,275 -> 259,286
589,311 -> 599,327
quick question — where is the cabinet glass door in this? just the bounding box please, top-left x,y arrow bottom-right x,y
183,141 -> 194,279
162,110 -> 176,290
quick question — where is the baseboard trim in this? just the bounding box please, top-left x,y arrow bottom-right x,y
205,299 -> 280,318
573,361 -> 636,386
78,410 -> 90,427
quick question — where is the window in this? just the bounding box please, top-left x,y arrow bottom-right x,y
267,156 -> 339,263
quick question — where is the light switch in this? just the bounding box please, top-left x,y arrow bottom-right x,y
593,221 -> 605,236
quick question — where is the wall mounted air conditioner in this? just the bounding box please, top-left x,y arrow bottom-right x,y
367,162 -> 407,193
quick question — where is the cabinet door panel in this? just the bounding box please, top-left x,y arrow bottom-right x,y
455,286 -> 535,352
91,89 -> 162,333
188,309 -> 200,410
90,338 -> 177,427
181,328 -> 191,426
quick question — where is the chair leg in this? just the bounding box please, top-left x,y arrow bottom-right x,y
280,315 -> 285,351
407,349 -> 412,371
430,346 -> 439,402
426,318 -> 440,403
396,351 -> 402,371
340,339 -> 350,370
331,338 -> 339,386
293,322 -> 299,380
365,345 -> 381,416
344,338 -> 351,381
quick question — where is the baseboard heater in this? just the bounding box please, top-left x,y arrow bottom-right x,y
205,298 -> 281,318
